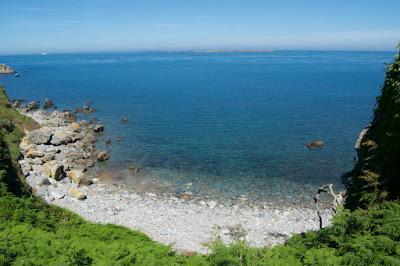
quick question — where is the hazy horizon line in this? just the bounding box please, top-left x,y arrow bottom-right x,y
0,47 -> 397,57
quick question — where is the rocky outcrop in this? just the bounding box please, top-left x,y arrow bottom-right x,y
19,109 -> 102,201
0,64 -> 15,74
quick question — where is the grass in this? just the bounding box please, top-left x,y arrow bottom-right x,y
1,48 -> 400,265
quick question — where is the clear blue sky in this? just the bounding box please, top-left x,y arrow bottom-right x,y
1,0 -> 399,54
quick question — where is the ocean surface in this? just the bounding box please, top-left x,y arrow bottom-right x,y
0,51 -> 394,206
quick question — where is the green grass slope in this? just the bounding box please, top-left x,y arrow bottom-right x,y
1,49 -> 400,265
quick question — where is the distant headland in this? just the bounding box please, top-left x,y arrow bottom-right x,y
193,49 -> 273,53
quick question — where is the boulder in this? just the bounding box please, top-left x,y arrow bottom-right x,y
26,101 -> 39,112
50,130 -> 80,145
67,169 -> 92,186
43,98 -> 54,109
41,153 -> 55,162
19,136 -> 33,151
19,161 -> 32,176
70,122 -> 81,132
44,160 -> 65,180
93,123 -> 104,133
68,188 -> 86,200
97,151 -> 109,161
27,128 -> 53,145
306,140 -> 324,149
63,112 -> 77,123
26,148 -> 45,158
0,64 -> 15,74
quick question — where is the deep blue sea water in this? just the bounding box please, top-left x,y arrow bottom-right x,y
0,51 -> 395,205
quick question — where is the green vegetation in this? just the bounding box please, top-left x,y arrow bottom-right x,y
1,49 -> 400,265
346,46 -> 400,209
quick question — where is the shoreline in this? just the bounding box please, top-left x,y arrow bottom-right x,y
18,108 -> 333,253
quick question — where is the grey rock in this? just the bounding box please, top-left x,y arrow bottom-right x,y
50,130 -> 80,145
27,128 -> 53,145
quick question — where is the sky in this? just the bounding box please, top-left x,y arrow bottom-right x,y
0,0 -> 399,54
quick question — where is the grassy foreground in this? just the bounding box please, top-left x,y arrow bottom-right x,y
1,49 -> 400,265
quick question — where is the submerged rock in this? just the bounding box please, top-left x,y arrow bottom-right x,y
76,105 -> 96,114
121,116 -> 129,124
128,165 -> 140,174
306,140 -> 324,149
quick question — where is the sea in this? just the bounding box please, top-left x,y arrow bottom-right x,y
0,50 -> 394,206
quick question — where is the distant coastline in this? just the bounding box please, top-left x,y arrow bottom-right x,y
193,49 -> 274,53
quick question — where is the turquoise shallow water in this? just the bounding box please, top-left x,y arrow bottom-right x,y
0,51 -> 394,205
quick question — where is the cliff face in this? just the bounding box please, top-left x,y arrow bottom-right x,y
346,49 -> 400,209
0,64 -> 15,74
